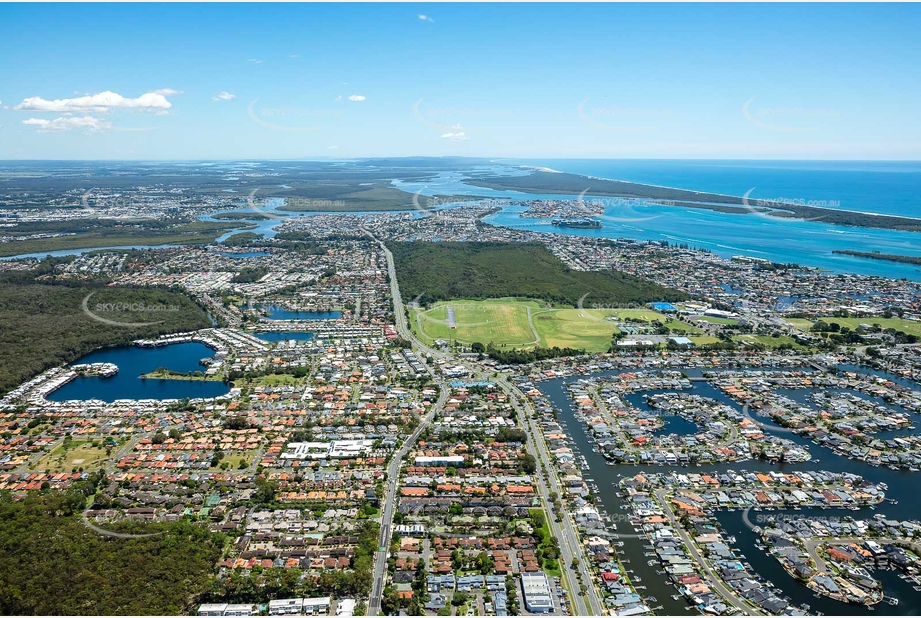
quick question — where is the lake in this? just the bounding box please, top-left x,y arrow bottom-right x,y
255,305 -> 342,320
255,331 -> 316,342
47,342 -> 230,402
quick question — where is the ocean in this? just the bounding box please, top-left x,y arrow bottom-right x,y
466,159 -> 921,281
514,159 -> 921,219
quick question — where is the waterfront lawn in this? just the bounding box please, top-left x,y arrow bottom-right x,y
141,369 -> 223,381
36,440 -> 110,472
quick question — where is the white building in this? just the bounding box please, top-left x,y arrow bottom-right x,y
520,572 -> 554,613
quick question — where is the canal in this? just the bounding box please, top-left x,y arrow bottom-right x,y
536,366 -> 921,615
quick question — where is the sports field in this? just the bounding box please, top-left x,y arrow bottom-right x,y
785,316 -> 921,337
411,299 -> 539,347
410,299 -> 701,353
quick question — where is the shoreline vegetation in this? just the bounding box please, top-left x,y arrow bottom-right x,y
141,368 -> 224,382
0,262 -> 213,394
0,219 -> 249,258
833,249 -> 921,266
464,170 -> 921,233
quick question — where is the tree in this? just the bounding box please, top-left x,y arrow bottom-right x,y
519,452 -> 537,474
254,476 -> 278,505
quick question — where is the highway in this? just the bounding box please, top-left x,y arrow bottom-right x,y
364,230 -> 602,615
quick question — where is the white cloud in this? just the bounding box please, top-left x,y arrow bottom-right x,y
13,91 -> 173,113
335,95 -> 343,102
153,88 -> 182,96
212,91 -> 237,101
419,14 -> 434,22
347,95 -> 366,102
289,54 -> 299,58
22,116 -> 112,132
248,58 -> 262,64
440,131 -> 469,142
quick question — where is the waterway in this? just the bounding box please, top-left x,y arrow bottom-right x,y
394,164 -> 921,281
535,365 -> 921,615
255,305 -> 342,321
47,342 -> 230,402
254,331 -> 316,342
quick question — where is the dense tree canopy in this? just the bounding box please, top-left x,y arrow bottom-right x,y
389,241 -> 686,307
0,271 -> 211,394
0,491 -> 224,615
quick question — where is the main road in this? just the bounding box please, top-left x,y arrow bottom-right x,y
496,375 -> 605,616
364,229 -> 603,615
366,230 -> 449,616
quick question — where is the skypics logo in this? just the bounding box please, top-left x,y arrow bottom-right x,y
81,291 -> 178,328
565,188 -> 664,226
246,187 -> 345,221
411,98 -> 515,142
247,98 -> 329,132
409,188 -> 509,219
740,188 -> 833,224
742,98 -> 840,133
82,509 -> 165,539
741,507 -> 849,534
577,97 -> 675,132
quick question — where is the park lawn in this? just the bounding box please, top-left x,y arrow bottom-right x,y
210,449 -> 259,471
36,440 -> 110,472
784,318 -> 815,331
734,334 -> 805,349
604,308 -> 703,334
532,308 -> 619,353
785,316 -> 921,338
823,316 -> 921,336
690,336 -> 722,345
412,300 -> 704,352
413,299 -> 539,346
602,308 -> 670,322
696,316 -> 740,326
250,373 -> 309,386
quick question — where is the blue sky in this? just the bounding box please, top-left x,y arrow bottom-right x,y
1,3 -> 919,160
